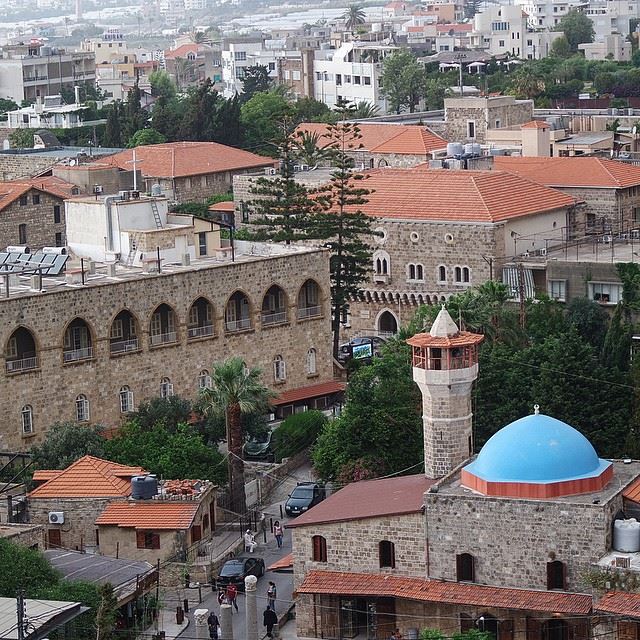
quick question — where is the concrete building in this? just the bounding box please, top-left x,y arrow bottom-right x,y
6,94 -> 90,129
278,50 -> 315,100
0,235 -> 334,449
81,30 -> 134,65
579,34 -> 632,61
221,38 -> 266,98
0,42 -> 95,103
584,0 -> 640,39
164,43 -> 221,89
517,0 -> 587,30
313,42 -> 398,113
289,307 -> 640,640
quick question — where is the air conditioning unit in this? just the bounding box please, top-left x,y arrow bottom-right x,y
614,556 -> 631,568
48,511 -> 65,524
540,247 -> 547,256
119,190 -> 131,201
130,190 -> 140,199
265,167 -> 277,176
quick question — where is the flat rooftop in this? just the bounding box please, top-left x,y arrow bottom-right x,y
430,459 -> 640,506
0,523 -> 41,539
0,241 -> 325,301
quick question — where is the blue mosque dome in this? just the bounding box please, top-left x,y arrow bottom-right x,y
462,409 -> 612,496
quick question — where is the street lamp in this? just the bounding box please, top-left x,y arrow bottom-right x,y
454,52 -> 467,97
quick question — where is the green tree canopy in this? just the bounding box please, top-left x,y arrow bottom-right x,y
149,69 -> 176,99
380,50 -> 426,113
31,422 -> 106,470
126,127 -> 167,147
557,9 -> 595,51
242,64 -> 272,102
342,3 -> 366,31
240,91 -> 292,155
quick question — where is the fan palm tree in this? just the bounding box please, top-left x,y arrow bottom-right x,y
342,3 -> 366,31
351,100 -> 380,119
201,357 -> 274,514
292,130 -> 332,166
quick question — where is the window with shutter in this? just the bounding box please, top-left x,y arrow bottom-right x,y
312,535 -> 327,562
379,540 -> 395,568
191,525 -> 202,543
136,531 -> 146,548
456,553 -> 475,582
546,560 -> 566,590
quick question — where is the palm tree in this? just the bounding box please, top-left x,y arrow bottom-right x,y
292,130 -> 332,166
342,4 -> 366,31
351,100 -> 380,119
201,357 -> 274,514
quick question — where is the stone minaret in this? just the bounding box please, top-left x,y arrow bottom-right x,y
407,307 -> 484,479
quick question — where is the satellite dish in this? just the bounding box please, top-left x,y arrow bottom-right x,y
69,158 -> 77,166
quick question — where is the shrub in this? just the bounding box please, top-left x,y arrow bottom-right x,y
271,410 -> 328,462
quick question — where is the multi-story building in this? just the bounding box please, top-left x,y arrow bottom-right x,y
278,50 -> 315,100
313,42 -> 398,113
221,37 -> 265,98
0,43 -> 95,103
579,34 -> 632,61
6,94 -> 90,129
164,43 -> 221,89
81,29 -> 134,65
0,201 -> 335,449
517,0 -> 587,30
584,0 -> 640,39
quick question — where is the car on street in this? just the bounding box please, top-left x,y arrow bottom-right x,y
216,556 -> 265,592
243,430 -> 275,462
337,336 -> 387,363
285,482 -> 326,517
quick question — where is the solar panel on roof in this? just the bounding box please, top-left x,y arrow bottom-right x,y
0,252 -> 68,276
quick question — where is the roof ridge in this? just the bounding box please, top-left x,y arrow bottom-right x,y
469,173 -> 493,218
599,158 -> 624,188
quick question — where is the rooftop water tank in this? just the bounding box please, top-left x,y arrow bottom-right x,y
447,142 -> 463,157
464,143 -> 482,156
490,148 -> 507,156
131,475 -> 158,500
613,518 -> 640,553
151,183 -> 162,197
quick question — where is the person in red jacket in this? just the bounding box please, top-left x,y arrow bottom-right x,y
226,583 -> 239,612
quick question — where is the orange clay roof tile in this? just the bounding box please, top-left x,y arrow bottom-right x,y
521,120 -> 549,129
0,176 -> 77,212
298,571 -> 593,614
208,200 -> 235,211
101,142 -> 277,179
354,168 -> 577,222
96,500 -> 199,530
494,156 -> 640,189
272,381 -> 345,407
407,331 -> 485,348
28,456 -> 146,498
596,592 -> 640,617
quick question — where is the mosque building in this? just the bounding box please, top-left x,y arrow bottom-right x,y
289,307 -> 640,640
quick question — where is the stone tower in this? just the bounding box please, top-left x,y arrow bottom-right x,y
407,307 -> 484,479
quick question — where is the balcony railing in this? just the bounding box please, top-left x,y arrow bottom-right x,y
225,318 -> 251,332
63,346 -> 93,363
110,338 -> 139,354
188,324 -> 214,339
297,305 -> 321,320
150,331 -> 177,346
261,310 -> 287,326
6,356 -> 38,373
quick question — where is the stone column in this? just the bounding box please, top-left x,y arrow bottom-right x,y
194,608 -> 209,640
245,574 -> 258,640
220,603 -> 233,640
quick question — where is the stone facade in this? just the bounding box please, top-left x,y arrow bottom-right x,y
0,155 -> 58,181
0,247 -> 333,450
444,97 -> 534,144
0,522 -> 45,549
0,189 -> 66,250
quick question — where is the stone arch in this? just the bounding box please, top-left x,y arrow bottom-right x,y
297,279 -> 322,319
149,303 -> 178,345
187,296 -> 215,339
109,309 -> 140,354
225,289 -> 253,332
376,309 -> 398,337
5,325 -> 38,373
261,284 -> 288,326
63,317 -> 94,363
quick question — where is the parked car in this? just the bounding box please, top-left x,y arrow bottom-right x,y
243,430 -> 274,461
285,482 -> 326,517
338,336 -> 387,363
216,556 -> 265,591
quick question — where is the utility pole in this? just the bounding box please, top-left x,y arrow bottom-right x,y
16,589 -> 26,640
517,262 -> 526,330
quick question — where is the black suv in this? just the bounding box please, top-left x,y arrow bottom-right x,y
285,482 -> 326,517
216,556 -> 265,592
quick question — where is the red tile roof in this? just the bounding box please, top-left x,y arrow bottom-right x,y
521,120 -> 549,129
101,142 -> 276,179
436,23 -> 473,32
494,156 -> 640,189
268,552 -> 293,571
622,476 -> 640,502
287,474 -> 433,528
407,331 -> 485,348
208,201 -> 235,211
0,176 -> 77,212
164,43 -> 207,59
298,571 -> 593,615
32,470 -> 62,482
96,500 -> 199,530
596,592 -> 640,617
355,168 -> 577,222
272,381 -> 345,407
296,123 -> 445,155
28,456 -> 146,499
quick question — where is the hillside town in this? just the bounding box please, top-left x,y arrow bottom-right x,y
1,0 -> 640,637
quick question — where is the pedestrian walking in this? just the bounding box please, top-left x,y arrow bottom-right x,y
273,521 -> 284,548
226,583 -> 239,612
263,605 -> 278,638
207,611 -> 220,640
244,529 -> 257,553
267,581 -> 277,611
217,589 -> 226,607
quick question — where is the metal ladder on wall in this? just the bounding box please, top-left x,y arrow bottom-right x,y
125,241 -> 137,267
151,200 -> 163,229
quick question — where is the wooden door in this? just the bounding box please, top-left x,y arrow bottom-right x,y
48,529 -> 61,549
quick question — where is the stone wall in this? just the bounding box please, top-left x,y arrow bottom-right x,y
0,522 -> 45,549
0,189 -> 66,250
546,260 -> 620,303
0,155 -> 57,181
28,496 -> 114,551
0,248 -> 333,450
291,512 -> 426,591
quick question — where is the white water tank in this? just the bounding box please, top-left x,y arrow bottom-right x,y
613,518 -> 640,552
447,142 -> 464,157
464,143 -> 482,156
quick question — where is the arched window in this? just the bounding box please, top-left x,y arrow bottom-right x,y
408,264 -> 416,280
547,560 -> 566,590
373,251 -> 390,277
6,327 -> 38,373
438,265 -> 447,283
456,553 -> 475,582
273,355 -> 286,382
312,535 -> 327,562
198,369 -> 212,389
18,223 -> 27,244
416,264 -> 424,280
110,310 -> 139,354
379,540 -> 395,568
21,405 -> 33,435
377,311 -> 398,337
306,348 -> 317,376
262,285 -> 288,326
297,280 -> 321,319
454,266 -> 462,283
75,394 -> 90,422
225,291 -> 252,332
150,304 -> 177,346
462,267 -> 470,283
188,297 -> 214,339
160,377 -> 174,398
119,386 -> 134,413
63,318 -> 93,363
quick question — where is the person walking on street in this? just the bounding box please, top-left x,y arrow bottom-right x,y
217,590 -> 226,607
244,529 -> 257,553
207,611 -> 220,640
263,605 -> 278,638
267,581 -> 277,611
226,583 -> 239,612
273,521 -> 284,548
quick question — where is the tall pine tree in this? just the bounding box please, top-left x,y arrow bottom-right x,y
313,102 -> 375,358
104,101 -> 122,148
123,86 -> 147,143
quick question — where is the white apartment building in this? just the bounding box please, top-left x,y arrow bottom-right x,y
6,94 -> 88,129
579,33 -> 632,61
517,0 -> 587,30
471,5 -> 562,58
313,42 -> 396,113
584,0 -> 640,39
221,39 -> 265,97
81,30 -> 134,65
